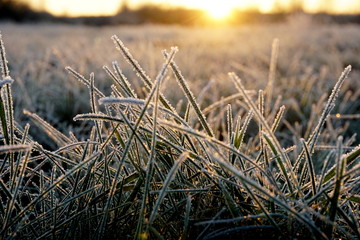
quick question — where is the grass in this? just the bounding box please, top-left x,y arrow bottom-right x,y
0,17 -> 360,239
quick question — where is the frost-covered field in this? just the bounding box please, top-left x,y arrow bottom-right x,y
1,16 -> 359,138
0,15 -> 360,239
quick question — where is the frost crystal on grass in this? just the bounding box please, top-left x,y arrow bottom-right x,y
0,32 -> 10,78
0,77 -> 13,88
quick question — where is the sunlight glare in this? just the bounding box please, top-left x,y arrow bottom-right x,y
28,0 -> 360,17
203,2 -> 234,20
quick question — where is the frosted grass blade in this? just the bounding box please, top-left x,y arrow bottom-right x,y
326,136 -> 346,239
112,61 -> 138,98
66,67 -> 105,97
0,144 -> 32,153
163,51 -> 214,137
112,35 -> 176,113
148,152 -> 188,224
0,33 -> 12,145
301,139 -> 317,197
323,144 -> 360,184
137,47 -> 170,239
294,66 -> 352,171
265,38 -> 279,115
89,73 -> 102,143
24,110 -> 72,147
0,151 -> 101,235
98,47 -> 177,240
230,73 -> 299,195
211,153 -> 327,239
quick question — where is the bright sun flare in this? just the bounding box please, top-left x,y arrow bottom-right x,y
203,3 -> 234,20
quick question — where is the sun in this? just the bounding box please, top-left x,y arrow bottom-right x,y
203,3 -> 234,20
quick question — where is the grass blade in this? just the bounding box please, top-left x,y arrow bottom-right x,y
265,38 -> 279,115
89,73 -> 102,143
323,144 -> 360,184
0,32 -> 13,145
326,136 -> 346,238
23,110 -> 72,147
112,35 -> 176,113
148,152 -> 189,224
301,138 -> 317,197
98,46 -> 178,240
294,66 -> 352,172
163,51 -> 214,137
230,72 -> 298,195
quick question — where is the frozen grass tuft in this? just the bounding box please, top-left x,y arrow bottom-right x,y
0,31 -> 359,240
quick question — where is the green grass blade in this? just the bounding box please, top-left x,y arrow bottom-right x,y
218,180 -> 241,218
230,72 -> 299,195
294,66 -> 352,172
148,152 -> 188,224
227,104 -> 233,145
181,194 -> 192,240
98,47 -> 178,240
211,153 -> 327,239
318,151 -> 334,192
301,138 -> 317,197
137,46 -> 168,239
2,150 -> 31,233
234,110 -> 253,150
1,151 -> 101,236
323,144 -> 360,184
326,136 -> 346,238
263,133 -> 293,194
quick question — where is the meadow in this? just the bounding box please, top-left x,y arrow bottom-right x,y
0,14 -> 359,239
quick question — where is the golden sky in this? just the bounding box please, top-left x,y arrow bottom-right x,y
28,0 -> 360,17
